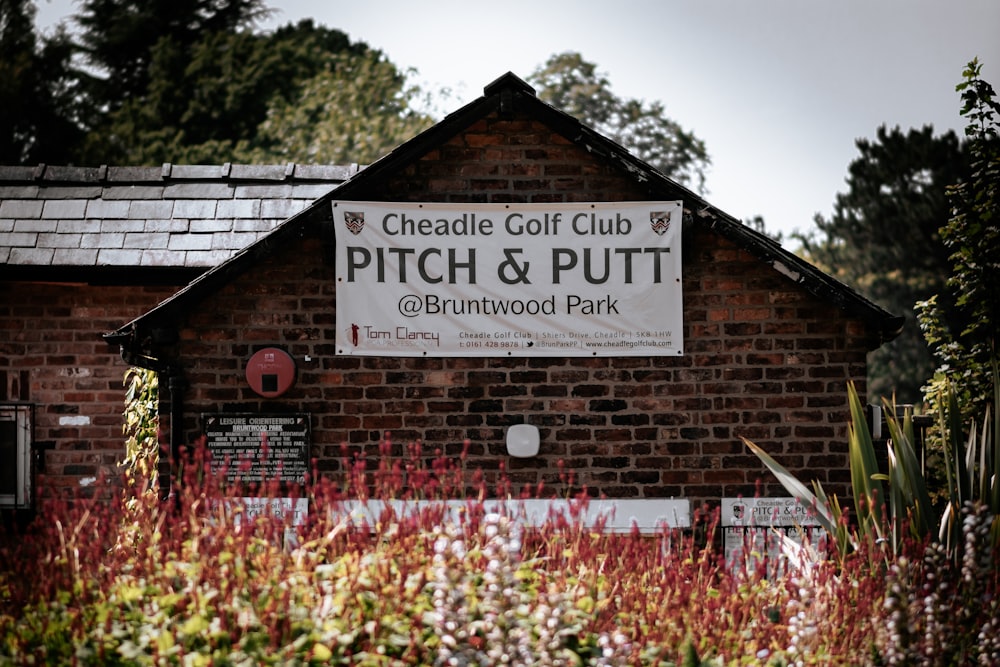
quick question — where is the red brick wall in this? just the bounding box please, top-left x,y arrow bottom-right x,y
0,282 -> 178,498
157,113 -> 870,505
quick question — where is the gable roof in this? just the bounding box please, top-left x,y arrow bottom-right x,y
93,72 -> 903,350
0,163 -> 356,282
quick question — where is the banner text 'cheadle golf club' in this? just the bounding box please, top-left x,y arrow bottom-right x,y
333,201 -> 683,357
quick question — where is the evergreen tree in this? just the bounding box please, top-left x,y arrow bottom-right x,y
798,125 -> 970,404
68,0 -> 429,166
0,0 -> 83,163
73,0 -> 268,111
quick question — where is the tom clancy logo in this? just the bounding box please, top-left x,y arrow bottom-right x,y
344,211 -> 365,235
649,210 -> 672,236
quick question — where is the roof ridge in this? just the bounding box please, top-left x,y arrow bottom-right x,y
0,163 -> 362,184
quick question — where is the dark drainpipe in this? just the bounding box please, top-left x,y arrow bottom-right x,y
165,371 -> 187,500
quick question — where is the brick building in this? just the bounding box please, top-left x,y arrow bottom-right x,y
1,163 -> 354,515
3,73 -> 902,520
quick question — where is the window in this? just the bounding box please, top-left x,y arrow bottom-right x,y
0,404 -> 32,509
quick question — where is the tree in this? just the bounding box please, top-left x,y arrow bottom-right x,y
238,50 -> 435,165
73,0 -> 269,112
0,0 -> 83,163
528,52 -> 710,194
918,58 -> 1000,422
69,5 -> 431,166
797,125 -> 970,404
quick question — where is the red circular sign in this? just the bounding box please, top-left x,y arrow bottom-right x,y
245,347 -> 296,398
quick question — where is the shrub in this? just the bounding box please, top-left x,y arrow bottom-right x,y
0,434 -> 993,665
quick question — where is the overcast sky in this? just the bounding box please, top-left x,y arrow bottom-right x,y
35,0 -> 1000,245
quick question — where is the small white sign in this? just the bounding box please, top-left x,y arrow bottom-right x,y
231,497 -> 309,528
212,497 -> 309,547
721,497 -> 827,572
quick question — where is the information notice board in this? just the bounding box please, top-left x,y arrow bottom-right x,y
202,413 -> 310,484
720,497 -> 826,572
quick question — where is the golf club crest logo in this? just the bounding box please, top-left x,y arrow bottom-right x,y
649,210 -> 672,236
343,211 -> 365,235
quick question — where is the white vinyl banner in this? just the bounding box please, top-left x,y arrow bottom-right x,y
332,201 -> 683,357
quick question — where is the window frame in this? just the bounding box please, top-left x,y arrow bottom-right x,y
0,403 -> 33,509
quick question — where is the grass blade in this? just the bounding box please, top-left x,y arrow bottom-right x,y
742,437 -> 838,539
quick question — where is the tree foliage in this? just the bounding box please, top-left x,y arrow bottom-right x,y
0,0 -> 84,163
73,3 -> 432,166
529,52 -> 710,194
918,58 -> 1000,422
237,50 -> 434,165
5,1 -> 433,166
797,125 -> 970,404
73,0 -> 270,109
12,7 -> 706,177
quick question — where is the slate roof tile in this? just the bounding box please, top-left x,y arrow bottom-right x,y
40,186 -> 103,199
168,165 -> 228,179
216,199 -> 260,218
38,232 -> 83,248
0,166 -> 37,181
140,249 -> 176,266
80,233 -> 124,249
168,233 -> 214,251
123,232 -> 169,249
12,220 -> 49,232
9,247 -> 54,264
145,219 -> 189,233
163,183 -> 234,200
55,220 -> 100,233
234,184 -> 295,198
188,219 -> 232,234
43,166 -> 105,182
103,186 -> 166,200
99,220 -> 144,234
172,199 -> 218,218
229,165 -> 288,180
1,232 -> 38,247
41,200 -> 87,219
97,248 -> 142,265
85,200 -> 131,218
106,166 -> 163,182
0,186 -> 39,198
53,248 -> 99,265
0,200 -> 43,218
128,200 -> 174,219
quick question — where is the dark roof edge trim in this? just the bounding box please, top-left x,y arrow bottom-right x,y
704,217 -> 904,346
